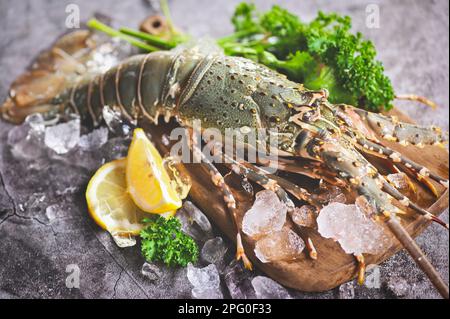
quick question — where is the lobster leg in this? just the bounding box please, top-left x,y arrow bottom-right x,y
381,178 -> 448,229
353,108 -> 448,147
224,159 -> 320,260
355,254 -> 366,285
317,140 -> 449,297
355,141 -> 439,197
357,138 -> 449,188
189,138 -> 253,270
355,139 -> 447,227
214,146 -> 321,260
395,94 -> 438,109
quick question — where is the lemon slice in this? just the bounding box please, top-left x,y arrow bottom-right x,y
126,128 -> 182,214
86,158 -> 145,236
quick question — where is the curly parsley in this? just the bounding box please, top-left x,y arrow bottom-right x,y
140,216 -> 199,267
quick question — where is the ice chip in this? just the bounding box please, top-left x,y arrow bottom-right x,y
45,204 -> 59,222
317,202 -> 392,255
338,281 -> 355,299
102,106 -> 134,137
141,262 -> 162,281
187,263 -> 220,289
223,260 -> 256,299
44,119 -> 80,154
177,201 -> 213,241
251,276 -> 292,299
8,115 -> 47,160
111,233 -> 136,248
291,205 -> 318,229
191,287 -> 223,299
387,275 -> 409,297
201,237 -> 228,266
242,190 -> 287,238
254,228 -> 305,263
78,127 -> 109,150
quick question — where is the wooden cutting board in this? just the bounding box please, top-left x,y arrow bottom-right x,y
145,108 -> 449,292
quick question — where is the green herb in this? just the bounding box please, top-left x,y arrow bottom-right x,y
221,3 -> 395,111
86,19 -> 159,52
140,216 -> 199,267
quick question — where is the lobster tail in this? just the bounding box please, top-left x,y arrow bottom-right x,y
1,30 -> 102,124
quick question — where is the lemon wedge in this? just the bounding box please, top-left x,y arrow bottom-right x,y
86,158 -> 145,237
126,128 -> 182,214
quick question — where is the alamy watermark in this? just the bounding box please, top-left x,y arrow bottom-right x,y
65,4 -> 80,29
65,264 -> 80,289
366,4 -> 380,29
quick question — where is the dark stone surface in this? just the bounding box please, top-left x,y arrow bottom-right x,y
0,0 -> 448,299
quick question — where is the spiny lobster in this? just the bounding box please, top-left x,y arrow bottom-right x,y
1,30 -> 449,298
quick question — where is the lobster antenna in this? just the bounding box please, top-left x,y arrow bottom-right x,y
385,216 -> 449,299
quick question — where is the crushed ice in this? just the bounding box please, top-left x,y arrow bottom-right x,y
251,276 -> 292,299
187,263 -> 223,299
44,118 -> 80,154
201,237 -> 228,267
78,127 -> 109,150
317,202 -> 392,255
254,228 -> 305,263
177,201 -> 213,241
141,262 -> 162,281
291,205 -> 318,229
242,190 -> 287,238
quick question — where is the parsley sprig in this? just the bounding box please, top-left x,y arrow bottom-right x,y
140,216 -> 199,267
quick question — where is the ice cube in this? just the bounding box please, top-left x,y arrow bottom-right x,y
254,228 -> 305,263
177,201 -> 213,241
187,263 -> 220,289
387,275 -> 409,297
45,204 -> 59,222
338,281 -> 355,299
187,263 -> 223,299
191,287 -> 223,299
317,202 -> 392,255
251,276 -> 292,299
201,237 -> 228,266
78,127 -> 109,150
111,233 -> 136,248
7,114 -> 47,160
242,190 -> 287,238
44,118 -> 80,154
141,262 -> 162,281
223,260 -> 256,299
102,106 -> 134,137
291,205 -> 318,229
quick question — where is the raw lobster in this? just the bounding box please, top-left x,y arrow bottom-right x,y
1,30 -> 449,298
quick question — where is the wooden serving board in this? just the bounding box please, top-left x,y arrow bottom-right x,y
145,108 -> 449,292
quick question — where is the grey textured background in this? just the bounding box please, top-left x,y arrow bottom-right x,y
0,0 -> 448,299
